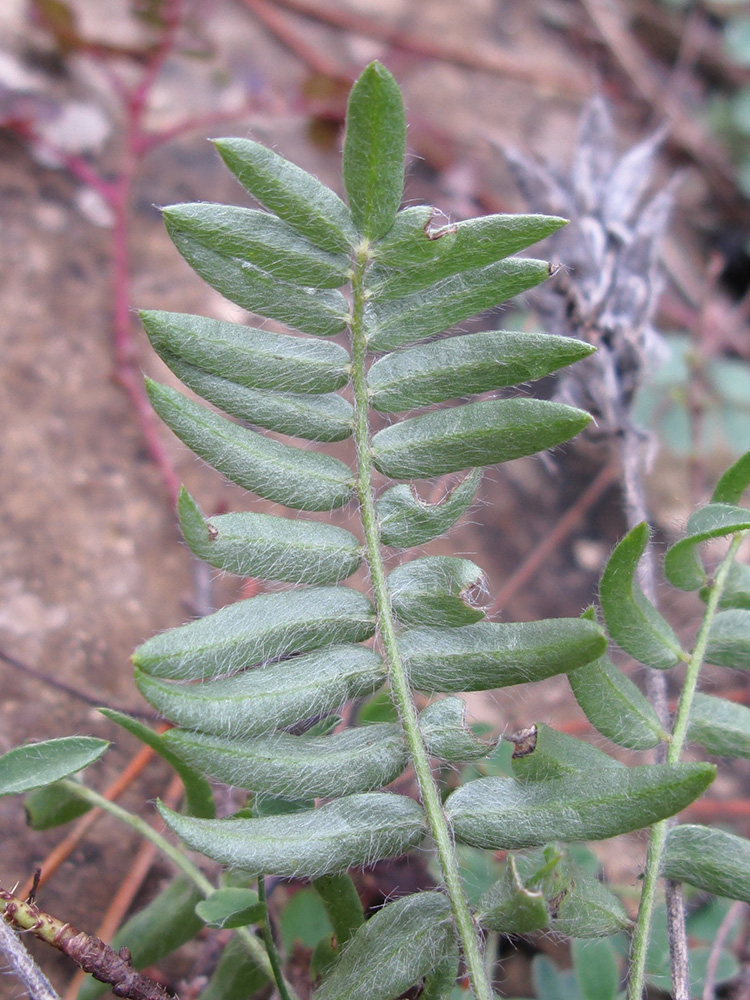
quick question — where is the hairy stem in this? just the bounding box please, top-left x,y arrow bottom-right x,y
0,906 -> 61,1000
58,780 -> 295,994
349,247 -> 492,1000
257,876 -> 293,1000
627,532 -> 745,1000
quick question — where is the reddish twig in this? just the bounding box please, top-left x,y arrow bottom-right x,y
489,461 -> 619,613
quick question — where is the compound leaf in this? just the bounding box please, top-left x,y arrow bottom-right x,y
508,723 -> 623,782
195,888 -> 265,930
419,697 -> 496,762
705,610 -> 750,669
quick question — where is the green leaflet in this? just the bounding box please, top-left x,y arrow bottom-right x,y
196,934 -> 269,1000
387,556 -> 487,627
365,258 -> 552,352
475,856 -> 549,934
662,824 -> 750,903
76,877 -> 205,1000
214,137 -> 357,253
163,355 -> 353,442
568,654 -> 665,750
135,644 -> 386,738
572,940 -> 620,1000
705,609 -> 750,669
445,763 -> 716,849
312,873 -> 365,948
178,489 -> 362,585
688,691 -> 750,757
372,398 -> 591,479
141,310 -> 350,395
508,723 -> 623,782
158,792 -> 426,877
98,708 -> 215,818
599,522 -> 685,670
315,892 -> 454,1000
132,586 -> 375,681
146,380 -> 354,511
399,618 -> 607,692
194,888 -> 265,929
710,560 -> 750,609
162,723 -> 406,799
342,61 -> 405,241
368,330 -> 595,412
368,211 -> 568,300
0,737 -> 109,796
164,213 -> 349,337
24,781 -> 91,830
419,697 -> 496,762
377,470 -> 481,548
664,503 -> 750,591
476,849 -> 630,940
162,203 -> 350,288
712,449 -> 750,504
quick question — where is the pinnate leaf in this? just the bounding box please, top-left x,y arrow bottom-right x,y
0,737 -> 108,796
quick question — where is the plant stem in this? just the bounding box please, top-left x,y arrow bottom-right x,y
349,248 -> 492,1000
626,532 -> 746,1000
257,876 -> 294,1000
58,780 -> 296,994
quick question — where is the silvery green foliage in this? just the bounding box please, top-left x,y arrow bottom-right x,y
1,64 -> 741,1000
503,97 -> 673,439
